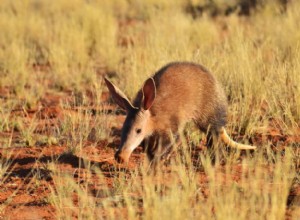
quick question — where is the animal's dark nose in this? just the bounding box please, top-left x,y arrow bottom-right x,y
114,150 -> 124,163
114,149 -> 130,163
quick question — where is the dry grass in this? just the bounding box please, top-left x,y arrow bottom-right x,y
0,0 -> 299,219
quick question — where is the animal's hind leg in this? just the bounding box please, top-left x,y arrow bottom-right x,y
201,126 -> 223,164
197,124 -> 219,149
204,130 -> 216,164
205,131 -> 214,149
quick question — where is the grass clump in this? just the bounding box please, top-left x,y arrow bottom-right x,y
0,0 -> 299,219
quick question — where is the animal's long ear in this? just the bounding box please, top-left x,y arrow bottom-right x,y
142,78 -> 156,110
104,78 -> 137,111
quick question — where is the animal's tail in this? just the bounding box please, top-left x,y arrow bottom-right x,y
220,127 -> 257,150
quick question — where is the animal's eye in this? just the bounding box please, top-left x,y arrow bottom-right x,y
136,128 -> 142,134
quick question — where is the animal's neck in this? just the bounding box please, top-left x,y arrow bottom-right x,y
149,114 -> 171,133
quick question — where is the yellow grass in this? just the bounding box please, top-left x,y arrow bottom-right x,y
0,0 -> 299,219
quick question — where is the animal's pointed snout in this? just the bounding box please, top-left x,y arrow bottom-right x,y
114,149 -> 130,164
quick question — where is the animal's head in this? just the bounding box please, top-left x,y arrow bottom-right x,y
104,77 -> 156,163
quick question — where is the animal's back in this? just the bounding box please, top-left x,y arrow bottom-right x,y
144,62 -> 228,133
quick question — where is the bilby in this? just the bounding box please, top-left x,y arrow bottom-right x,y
105,62 -> 256,164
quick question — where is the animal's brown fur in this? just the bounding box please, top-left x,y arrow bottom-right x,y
105,62 -> 256,164
137,62 -> 227,134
